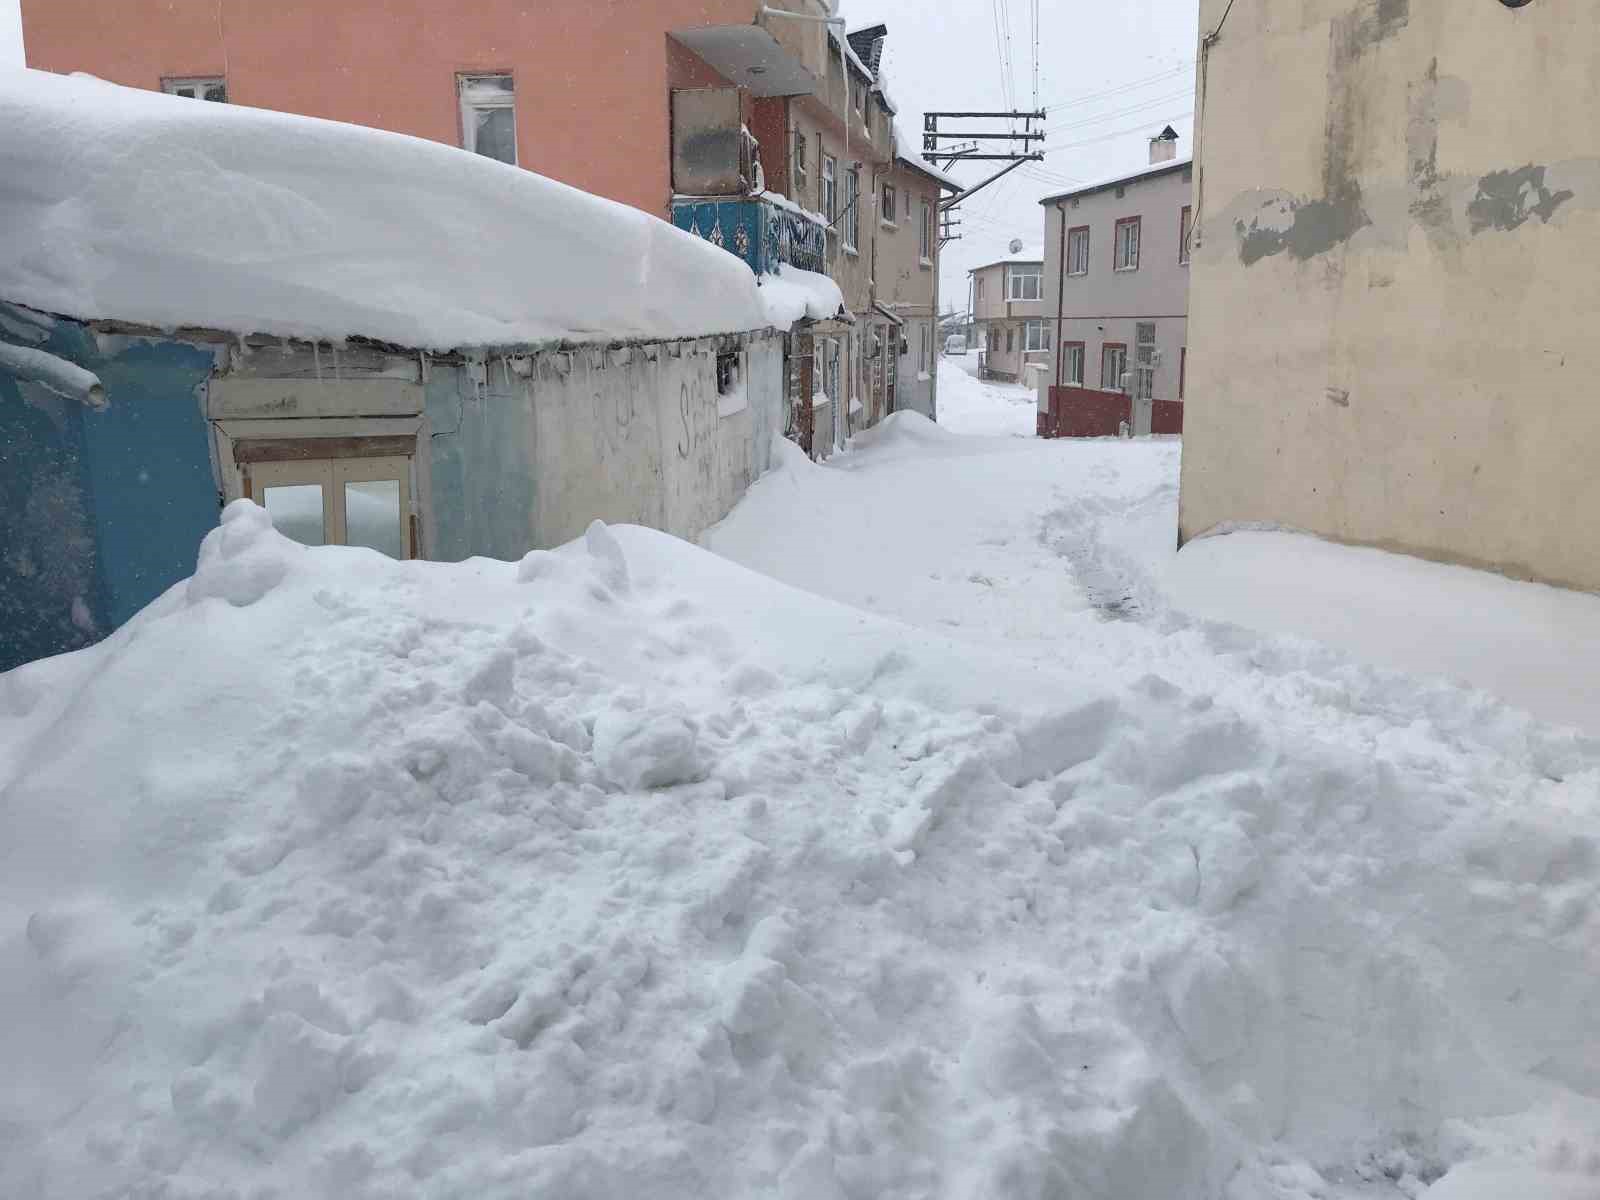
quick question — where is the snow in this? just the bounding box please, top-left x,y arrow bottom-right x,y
759,263 -> 847,328
1169,528 -> 1600,737
4,358 -> 1599,1198
0,341 -> 105,407
760,189 -> 828,227
0,70 -> 771,351
936,351 -> 1037,438
1039,155 -> 1194,205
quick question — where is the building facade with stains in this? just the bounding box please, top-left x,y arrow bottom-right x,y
1181,0 -> 1600,592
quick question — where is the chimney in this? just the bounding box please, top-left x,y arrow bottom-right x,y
1149,125 -> 1179,165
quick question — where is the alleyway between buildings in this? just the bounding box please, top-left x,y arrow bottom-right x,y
3,360 -> 1598,1200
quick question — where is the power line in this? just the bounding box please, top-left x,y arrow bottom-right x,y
1042,88 -> 1197,136
1040,63 -> 1194,114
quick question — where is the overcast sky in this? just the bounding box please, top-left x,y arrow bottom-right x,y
842,0 -> 1199,312
1,0 -> 22,69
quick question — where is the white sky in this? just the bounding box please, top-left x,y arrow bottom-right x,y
0,0 -> 20,69
841,0 -> 1199,313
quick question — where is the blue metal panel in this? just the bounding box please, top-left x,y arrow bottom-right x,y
672,197 -> 827,277
0,310 -> 217,670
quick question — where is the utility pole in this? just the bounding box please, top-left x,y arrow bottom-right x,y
922,109 -> 1048,222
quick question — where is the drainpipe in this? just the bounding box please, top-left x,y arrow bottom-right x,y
1192,0 -> 1238,253
0,342 -> 106,408
1054,200 -> 1068,386
758,5 -> 849,168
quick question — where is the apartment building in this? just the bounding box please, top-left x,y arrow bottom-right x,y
1037,131 -> 1193,437
20,2 -> 953,458
1181,0 -> 1600,594
968,245 -> 1046,384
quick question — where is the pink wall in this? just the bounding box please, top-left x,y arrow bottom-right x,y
22,0 -> 758,218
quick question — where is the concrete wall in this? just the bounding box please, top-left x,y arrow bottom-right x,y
972,260 -> 1045,383
1181,0 -> 1600,592
21,0 -> 775,220
1041,163 -> 1191,420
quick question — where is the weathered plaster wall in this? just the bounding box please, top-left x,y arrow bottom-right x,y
1182,0 -> 1600,591
880,163 -> 942,418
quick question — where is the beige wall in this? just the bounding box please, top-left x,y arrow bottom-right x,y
878,162 -> 942,416
972,261 -> 1044,382
1182,0 -> 1600,591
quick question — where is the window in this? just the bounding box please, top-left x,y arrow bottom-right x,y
1180,205 -> 1194,265
1062,342 -> 1086,386
1024,320 -> 1050,353
920,200 -> 933,262
1006,326 -> 1015,353
458,74 -> 517,165
1067,226 -> 1090,276
1007,264 -> 1042,301
881,182 -> 897,225
1135,322 -> 1157,401
1101,344 -> 1128,391
163,76 -> 227,103
1114,217 -> 1141,271
822,154 -> 837,224
989,327 -> 999,352
794,132 -> 808,194
843,167 -> 860,252
852,78 -> 865,116
975,276 -> 984,301
246,452 -> 414,559
717,351 -> 741,397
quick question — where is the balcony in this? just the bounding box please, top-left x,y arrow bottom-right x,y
672,193 -> 827,277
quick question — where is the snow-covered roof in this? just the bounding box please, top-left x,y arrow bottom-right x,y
758,264 -> 848,327
967,245 -> 1045,273
0,71 -> 773,351
1037,156 -> 1193,206
896,153 -> 963,193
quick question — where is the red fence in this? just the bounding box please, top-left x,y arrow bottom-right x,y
1151,399 -> 1184,435
1040,386 -> 1129,438
1038,386 -> 1184,438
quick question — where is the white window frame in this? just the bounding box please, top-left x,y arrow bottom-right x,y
975,275 -> 983,300
163,76 -> 227,102
793,131 -> 808,195
1007,264 -> 1042,302
920,199 -> 933,264
458,74 -> 518,165
1101,344 -> 1128,392
822,154 -> 837,225
881,182 -> 897,227
1024,319 -> 1050,353
1114,217 -> 1141,272
1062,343 -> 1085,386
1067,227 -> 1090,277
1135,322 -> 1157,401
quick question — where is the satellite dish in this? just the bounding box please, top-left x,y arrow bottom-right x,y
1009,238 -> 1024,254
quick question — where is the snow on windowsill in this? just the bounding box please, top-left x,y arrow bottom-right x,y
760,190 -> 827,227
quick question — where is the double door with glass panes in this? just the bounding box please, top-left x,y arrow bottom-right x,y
248,455 -> 413,559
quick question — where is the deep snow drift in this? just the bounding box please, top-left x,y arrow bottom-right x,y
0,70 -> 770,350
4,461 -> 1600,1197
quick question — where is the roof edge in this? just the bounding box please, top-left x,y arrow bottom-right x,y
1037,157 -> 1193,206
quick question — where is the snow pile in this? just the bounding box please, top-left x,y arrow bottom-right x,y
1169,529 -> 1600,737
5,473 -> 1600,1196
759,263 -> 847,328
0,70 -> 770,350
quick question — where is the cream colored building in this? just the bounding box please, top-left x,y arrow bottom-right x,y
1181,0 -> 1600,592
969,246 -> 1045,383
875,152 -> 948,418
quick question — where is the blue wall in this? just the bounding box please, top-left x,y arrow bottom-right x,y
1,311 -> 217,672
